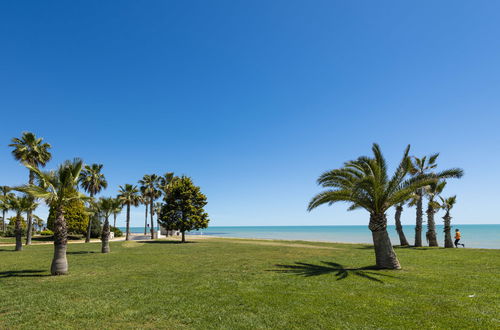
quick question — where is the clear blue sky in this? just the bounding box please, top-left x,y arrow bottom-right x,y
1,1 -> 499,226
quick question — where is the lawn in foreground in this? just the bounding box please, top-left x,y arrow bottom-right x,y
0,238 -> 499,329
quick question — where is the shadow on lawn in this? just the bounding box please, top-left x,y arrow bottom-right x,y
0,270 -> 49,278
270,261 -> 396,283
140,240 -> 197,244
67,251 -> 97,255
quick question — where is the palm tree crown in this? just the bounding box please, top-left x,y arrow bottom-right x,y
79,164 -> 108,197
117,184 -> 140,207
9,132 -> 52,168
18,158 -> 87,208
9,195 -> 38,215
440,195 -> 457,213
308,144 -> 436,216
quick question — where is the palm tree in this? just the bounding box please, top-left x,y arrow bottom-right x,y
154,201 -> 162,232
8,195 -> 38,251
32,214 -> 45,232
0,186 -> 14,232
440,195 -> 457,248
425,181 -> 446,247
308,144 -> 436,269
139,174 -> 160,239
9,132 -> 52,245
117,184 -> 140,241
79,164 -> 108,243
98,197 -> 115,253
394,203 -> 409,246
410,154 -> 463,247
18,159 -> 86,275
111,197 -> 123,228
140,186 -> 149,235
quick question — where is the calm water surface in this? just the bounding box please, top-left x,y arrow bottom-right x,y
124,225 -> 500,249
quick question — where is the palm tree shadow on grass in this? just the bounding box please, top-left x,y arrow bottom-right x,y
67,251 -> 97,255
0,270 -> 49,278
270,262 -> 397,283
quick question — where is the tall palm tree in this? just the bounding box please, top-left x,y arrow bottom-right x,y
111,197 -> 123,228
79,164 -> 108,243
425,181 -> 446,247
308,144 -> 436,269
117,184 -> 140,241
394,203 -> 409,246
9,132 -> 52,245
18,159 -> 86,275
0,186 -> 14,232
98,197 -> 115,253
440,195 -> 457,248
140,186 -> 149,235
139,174 -> 160,239
410,154 -> 463,247
154,201 -> 162,232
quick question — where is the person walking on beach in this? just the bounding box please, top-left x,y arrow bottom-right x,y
454,229 -> 465,248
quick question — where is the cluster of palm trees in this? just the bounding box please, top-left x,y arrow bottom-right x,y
308,144 -> 463,270
0,132 -> 177,275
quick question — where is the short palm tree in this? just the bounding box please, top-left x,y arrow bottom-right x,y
9,132 -> 52,245
18,159 -> 86,275
440,195 -> 457,248
9,195 -> 38,251
79,164 -> 108,242
394,203 -> 409,246
111,197 -> 123,228
117,184 -> 140,241
0,186 -> 14,232
139,174 -> 160,239
308,144 -> 436,269
410,155 -> 463,247
98,197 -> 115,253
425,180 -> 446,246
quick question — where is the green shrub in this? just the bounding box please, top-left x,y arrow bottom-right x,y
40,229 -> 54,236
47,199 -> 89,235
110,226 -> 123,237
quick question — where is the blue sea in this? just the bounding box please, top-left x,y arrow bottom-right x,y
123,224 -> 500,249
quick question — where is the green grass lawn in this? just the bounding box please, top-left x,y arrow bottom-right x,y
0,238 -> 499,329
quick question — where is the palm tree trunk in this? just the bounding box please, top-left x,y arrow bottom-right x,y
125,204 -> 131,241
150,199 -> 154,239
51,206 -> 68,275
443,213 -> 453,248
426,205 -> 439,247
25,170 -> 34,245
144,203 -> 148,235
394,205 -> 409,246
15,212 -> 22,251
414,189 -> 423,247
369,213 -> 401,269
181,230 -> 186,243
101,216 -> 110,253
85,193 -> 94,243
113,213 -> 117,228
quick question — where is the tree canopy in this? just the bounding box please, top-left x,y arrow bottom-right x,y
158,176 -> 209,242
